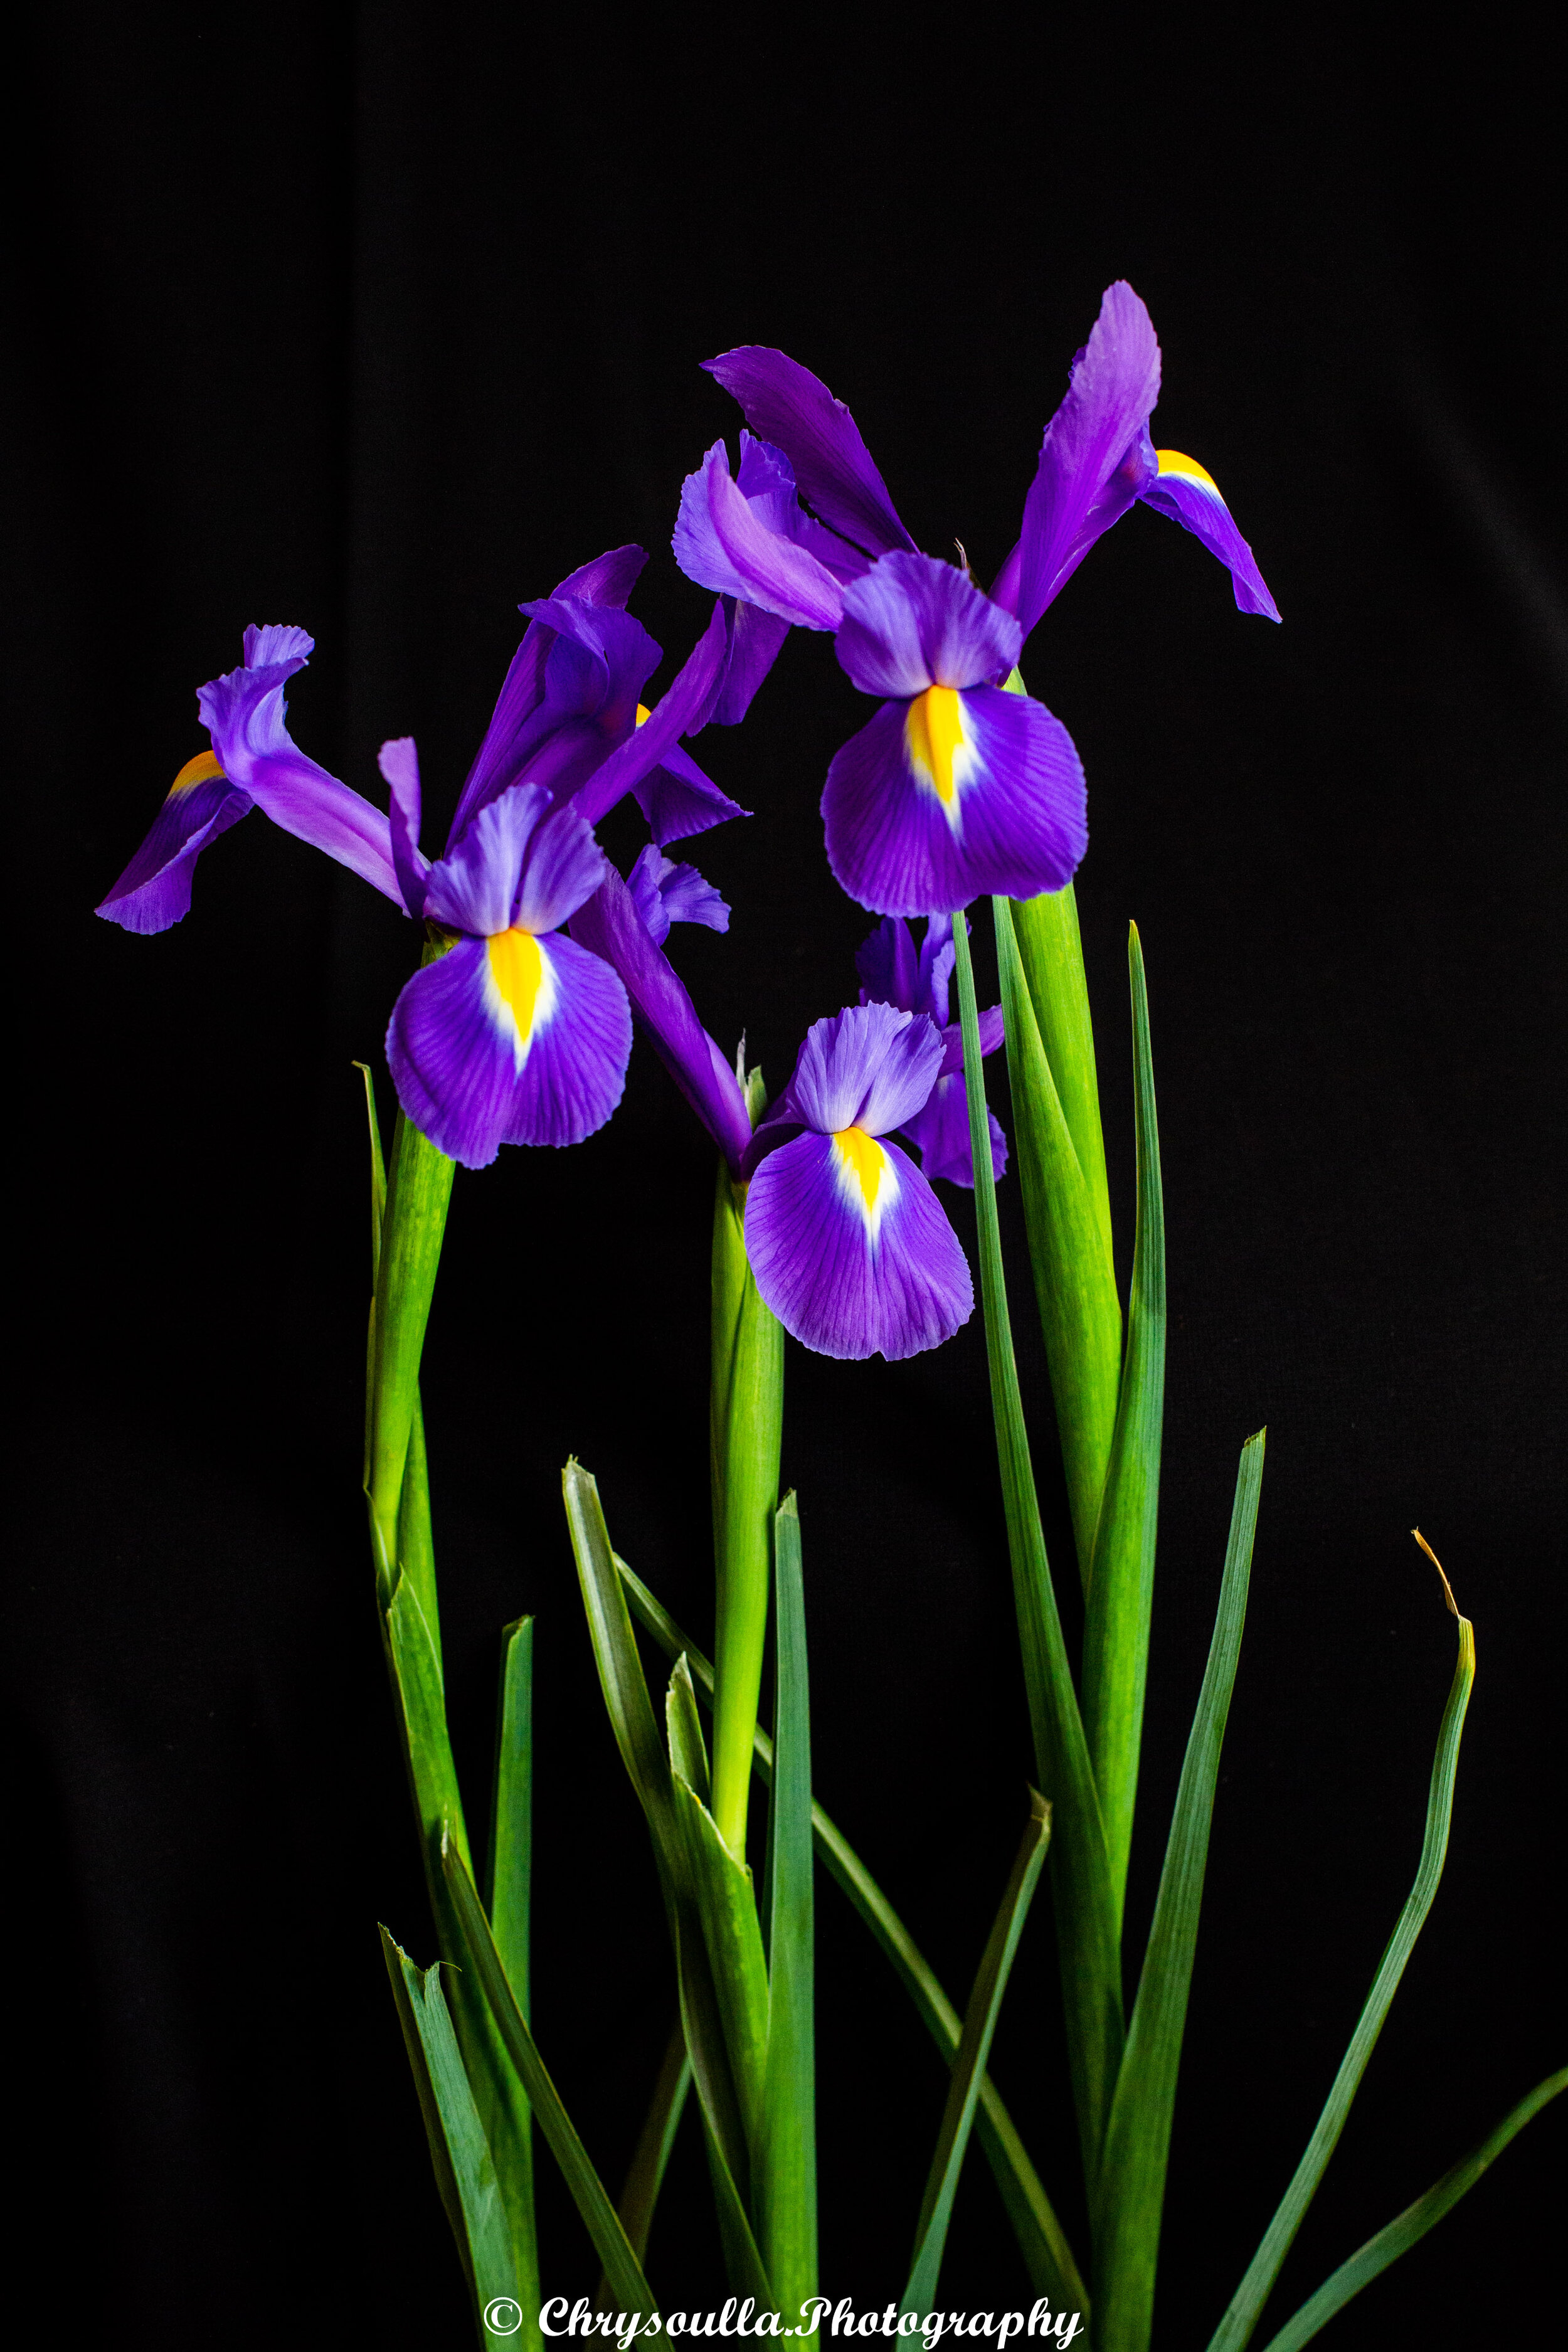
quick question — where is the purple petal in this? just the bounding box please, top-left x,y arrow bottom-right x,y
628,845 -> 730,947
512,797 -> 610,935
632,737 -> 749,846
569,863 -> 753,1174
822,682 -> 1087,916
785,1002 -> 944,1138
379,736 -> 428,918
421,781 -> 603,938
836,553 -> 1022,698
710,598 -> 792,726
1139,454 -> 1281,620
995,283 -> 1163,637
735,433 -> 874,584
386,928 -> 631,1168
704,348 -> 916,559
936,1004 -> 1005,1079
553,544 -> 647,608
571,602 -> 729,832
672,443 -> 846,630
743,1128 -> 973,1360
855,916 -> 921,1014
919,923 -> 957,1028
903,1071 -> 1009,1189
198,630 -> 401,903
94,751 -> 253,933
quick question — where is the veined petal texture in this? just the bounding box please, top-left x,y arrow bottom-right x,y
823,682 -> 1087,916
95,750 -> 252,933
674,442 -> 847,630
1140,452 -> 1281,620
836,554 -> 1022,697
787,1002 -> 945,1138
744,1128 -> 972,1360
385,929 -> 631,1167
704,346 -> 916,558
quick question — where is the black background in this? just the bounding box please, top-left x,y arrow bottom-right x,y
9,8 -> 1563,2346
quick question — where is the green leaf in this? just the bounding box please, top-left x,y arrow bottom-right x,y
354,1060 -> 388,1284
600,2021 -> 692,2291
615,1552 -> 1088,2317
901,1791 -> 1052,2312
487,1616 -> 533,2016
1206,1594 -> 1479,2352
995,896 -> 1123,1592
666,1654 -> 712,1806
561,1462 -> 774,2301
381,1928 -> 517,2334
442,1841 -> 659,2319
709,1158 -> 785,1858
953,906 -> 1125,2188
1259,2066 -> 1568,2351
757,1493 -> 818,2314
1081,922 -> 1167,1939
367,1110 -> 456,1590
672,1769 -> 771,2160
1095,1433 -> 1266,2352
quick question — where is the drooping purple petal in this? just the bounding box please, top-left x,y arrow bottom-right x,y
784,1003 -> 944,1140
571,601 -> 730,832
627,845 -> 730,947
569,862 -> 753,1175
95,751 -> 253,934
835,553 -> 1022,697
710,597 -> 792,726
903,1071 -> 1009,1189
822,682 -> 1088,916
632,737 -> 749,845
743,1126 -> 972,1360
1138,453 -> 1281,620
673,443 -> 847,630
386,928 -> 631,1167
995,283 -> 1163,638
704,347 -> 917,559
379,736 -> 429,918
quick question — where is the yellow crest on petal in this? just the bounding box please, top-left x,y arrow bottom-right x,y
904,684 -> 968,808
1155,448 -> 1221,494
833,1125 -> 896,1237
486,927 -> 553,1059
168,748 -> 225,797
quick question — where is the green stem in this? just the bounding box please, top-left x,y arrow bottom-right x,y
709,1152 -> 785,1860
368,1109 -> 455,1593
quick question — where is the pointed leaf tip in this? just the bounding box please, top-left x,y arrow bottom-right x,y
1411,1527 -> 1461,1617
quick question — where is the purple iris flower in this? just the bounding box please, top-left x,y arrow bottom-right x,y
95,624 -> 401,932
738,1004 -> 974,1361
855,917 -> 1007,1189
672,281 -> 1278,919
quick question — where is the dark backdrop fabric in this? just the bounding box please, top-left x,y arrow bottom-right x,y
8,8 -> 1563,2344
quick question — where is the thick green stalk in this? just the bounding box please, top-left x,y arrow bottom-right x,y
367,1108 -> 455,1595
709,1142 -> 785,1860
953,908 -> 1125,2188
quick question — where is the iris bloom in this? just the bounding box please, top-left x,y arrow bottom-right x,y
738,1004 -> 974,1360
855,916 -> 1007,1187
673,280 -> 1278,918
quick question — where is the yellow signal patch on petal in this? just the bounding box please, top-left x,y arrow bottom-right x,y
833,1124 -> 897,1239
904,684 -> 972,829
1155,448 -> 1222,495
485,926 -> 555,1062
635,703 -> 652,726
169,748 -> 225,797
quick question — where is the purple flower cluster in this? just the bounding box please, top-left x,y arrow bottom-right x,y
97,283 -> 1276,1363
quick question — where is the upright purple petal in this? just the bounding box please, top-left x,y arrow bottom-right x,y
836,554 -> 1022,698
673,443 -> 847,630
735,433 -> 874,583
823,682 -> 1088,916
785,1003 -> 944,1139
553,544 -> 647,608
709,598 -> 792,726
997,283 -> 1163,637
570,603 -> 729,832
855,916 -> 921,1014
744,1127 -> 972,1360
569,863 -> 753,1175
1139,453 -> 1281,620
423,782 -> 553,938
704,348 -> 917,559
386,928 -> 630,1167
632,738 -> 749,846
628,845 -> 730,947
379,737 -> 428,918
95,750 -> 253,933
512,798 -> 609,935
198,630 -> 400,903
903,1073 -> 1009,1189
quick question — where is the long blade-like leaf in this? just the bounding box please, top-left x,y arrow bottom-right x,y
758,1494 -> 818,2316
1096,1433 -> 1266,2351
600,2021 -> 692,2295
614,1552 -> 1088,2316
672,1768 -> 771,2157
381,1929 -> 518,2338
996,895 -> 1121,1591
487,1616 -> 533,2013
1206,1589 -> 1478,2352
954,905 -> 1125,2185
1260,2066 -> 1567,2351
901,1791 -> 1053,2311
1081,922 -> 1167,1937
443,1839 -> 659,2318
367,1108 -> 455,1586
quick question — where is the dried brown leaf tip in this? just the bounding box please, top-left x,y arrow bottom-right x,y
1411,1527 -> 1460,1618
